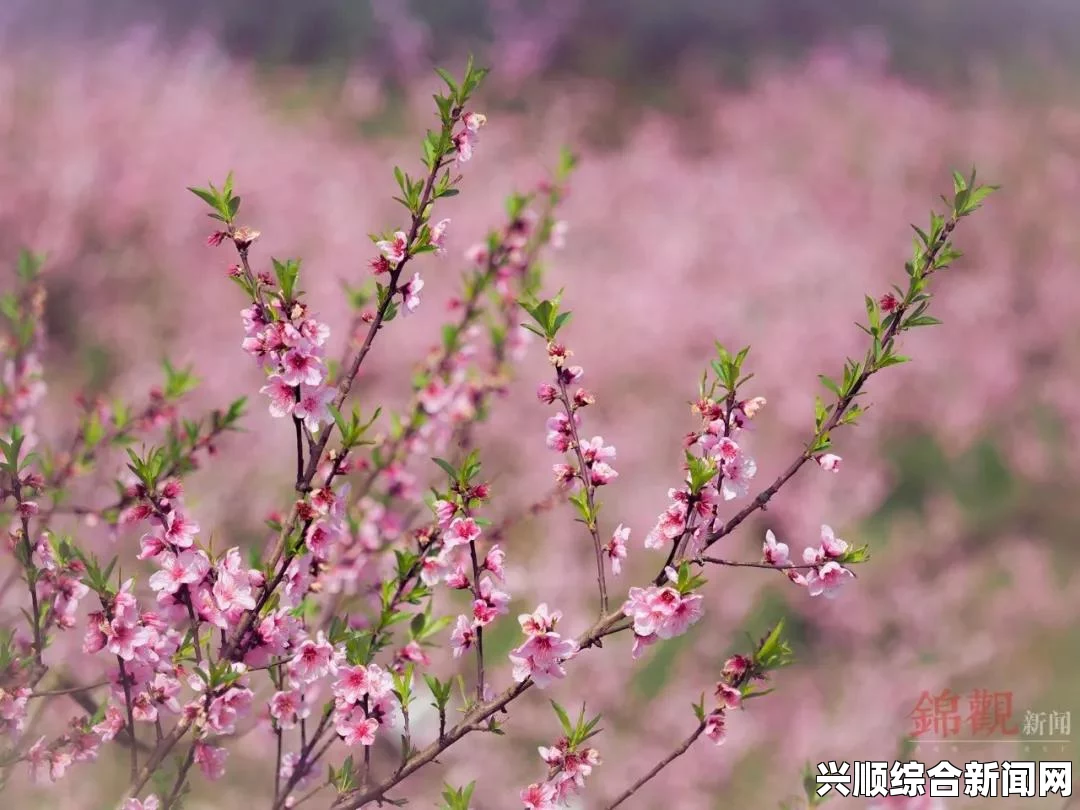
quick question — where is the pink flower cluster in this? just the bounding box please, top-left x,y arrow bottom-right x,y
704,655 -> 750,746
540,344 -> 618,489
642,395 -> 765,558
25,531 -> 90,630
244,299 -> 335,431
453,111 -> 487,164
423,497 -> 509,660
509,603 -> 578,688
622,567 -> 705,659
762,525 -> 855,598
520,736 -> 601,809
331,662 -> 395,747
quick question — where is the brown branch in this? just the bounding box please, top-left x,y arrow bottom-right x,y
604,720 -> 707,809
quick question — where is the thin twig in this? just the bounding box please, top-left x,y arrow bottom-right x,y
604,720 -> 707,809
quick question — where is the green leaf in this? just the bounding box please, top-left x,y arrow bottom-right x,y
550,700 -> 574,738
431,457 -> 458,481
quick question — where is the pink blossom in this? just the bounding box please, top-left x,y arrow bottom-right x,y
719,449 -> 757,500
536,383 -> 558,404
817,452 -> 842,472
0,686 -> 30,735
400,272 -> 424,315
294,384 -> 335,431
589,461 -> 618,486
716,683 -> 742,709
722,655 -> 751,681
333,665 -> 373,705
105,617 -> 152,661
377,231 -> 408,263
763,529 -> 790,566
26,736 -> 51,784
509,607 -> 578,688
207,687 -> 253,735
443,516 -> 481,549
462,111 -> 487,132
431,499 -> 456,528
335,706 -> 378,746
392,640 -> 432,673
605,524 -> 629,575
621,585 -> 703,640
280,346 -> 326,387
453,130 -> 476,163
664,591 -> 704,637
473,576 -> 510,626
464,243 -> 488,266
259,374 -> 296,419
148,549 -> 210,595
269,689 -> 310,730
819,524 -> 849,558
161,510 -> 200,549
305,519 -> 338,561
806,560 -> 854,598
450,614 -> 475,658
631,632 -> 659,660
520,782 -> 557,810
580,436 -> 616,464
123,796 -> 161,810
509,640 -> 576,688
193,741 -> 227,780
289,632 -> 337,684
213,570 -> 257,613
418,378 -> 450,415
704,711 -> 727,744
552,463 -> 576,488
430,218 -> 450,255
483,544 -> 506,579
92,705 -> 126,742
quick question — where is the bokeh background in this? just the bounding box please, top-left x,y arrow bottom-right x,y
3,0 -> 1079,807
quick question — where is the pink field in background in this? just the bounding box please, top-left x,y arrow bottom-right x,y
2,29 -> 1078,809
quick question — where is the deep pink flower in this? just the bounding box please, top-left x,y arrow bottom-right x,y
444,516 -> 481,549
376,231 -> 408,263
536,383 -> 558,404
280,346 -> 326,387
704,711 -> 727,744
716,683 -> 742,709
